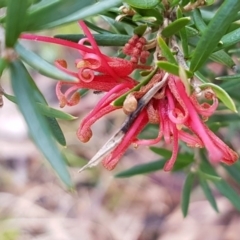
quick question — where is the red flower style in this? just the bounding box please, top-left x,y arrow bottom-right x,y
77,71 -> 238,171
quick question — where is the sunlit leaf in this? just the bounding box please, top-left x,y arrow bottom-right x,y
199,83 -> 237,112
157,61 -> 193,78
162,17 -> 191,38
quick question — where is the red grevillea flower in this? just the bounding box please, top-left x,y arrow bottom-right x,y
79,73 -> 238,171
21,21 -> 150,108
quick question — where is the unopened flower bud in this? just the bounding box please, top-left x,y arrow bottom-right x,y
123,93 -> 138,113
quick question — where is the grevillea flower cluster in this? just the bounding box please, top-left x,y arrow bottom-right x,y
21,20 -> 238,171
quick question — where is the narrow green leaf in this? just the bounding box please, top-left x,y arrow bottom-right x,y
200,158 -> 240,211
115,159 -> 166,178
5,0 -> 29,47
198,170 -> 221,182
157,61 -> 193,78
27,0 -> 122,30
0,58 -> 8,76
217,28 -> 240,51
54,34 -> 130,46
181,172 -> 195,217
3,92 -> 77,120
123,0 -> 159,9
15,43 -> 78,82
194,71 -> 209,83
133,24 -> 148,36
190,0 -> 240,72
199,177 -> 219,212
149,147 -> 194,171
224,165 -> 240,185
185,26 -> 199,38
192,9 -> 206,34
199,83 -> 237,112
210,50 -> 235,68
84,20 -> 112,34
113,67 -> 158,106
46,117 -> 66,146
161,17 -> 191,38
10,60 -> 71,187
177,7 -> 189,57
157,37 -> 177,64
216,74 -> 240,81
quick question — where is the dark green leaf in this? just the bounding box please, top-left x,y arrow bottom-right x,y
115,159 -> 166,178
157,61 -> 193,78
150,147 -> 194,171
46,117 -> 66,146
161,17 -> 191,38
181,172 -> 195,217
177,7 -> 188,57
190,0 -> 240,72
5,0 -> 29,47
15,43 -> 78,82
200,159 -> 240,211
123,0 -> 159,9
27,0 -> 121,31
84,20 -> 112,34
0,58 -> 8,76
54,34 -> 130,46
192,9 -> 206,34
217,28 -> 240,51
10,60 -> 71,187
199,177 -> 219,212
133,24 -> 148,36
157,37 -> 177,64
224,165 -> 240,185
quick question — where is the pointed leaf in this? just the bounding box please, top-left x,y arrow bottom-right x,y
199,83 -> 237,112
46,117 -> 66,146
181,172 -> 195,217
10,60 -> 71,187
3,92 -> 77,120
200,159 -> 240,211
123,0 -> 159,9
15,43 -> 78,82
115,159 -> 166,178
5,0 -> 29,47
161,17 -> 191,38
216,74 -> 240,81
157,61 -> 193,78
192,9 -> 207,34
224,165 -> 240,185
190,0 -> 240,72
27,0 -> 122,31
54,34 -> 130,46
157,37 -> 177,64
199,177 -> 219,212
217,28 -> 240,51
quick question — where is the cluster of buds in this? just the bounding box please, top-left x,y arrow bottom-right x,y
123,35 -> 150,64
